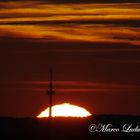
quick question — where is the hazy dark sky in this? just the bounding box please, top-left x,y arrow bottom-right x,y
0,1 -> 140,117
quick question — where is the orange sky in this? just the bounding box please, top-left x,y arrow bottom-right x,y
0,1 -> 140,117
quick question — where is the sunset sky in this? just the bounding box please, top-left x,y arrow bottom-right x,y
0,0 -> 140,117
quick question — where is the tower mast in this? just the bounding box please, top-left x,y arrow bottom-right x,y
47,68 -> 55,118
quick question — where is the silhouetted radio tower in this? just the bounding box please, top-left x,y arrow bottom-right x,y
47,68 -> 55,118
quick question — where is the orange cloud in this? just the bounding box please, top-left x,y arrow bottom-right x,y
0,2 -> 139,45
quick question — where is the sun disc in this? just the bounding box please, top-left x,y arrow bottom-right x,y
37,103 -> 91,118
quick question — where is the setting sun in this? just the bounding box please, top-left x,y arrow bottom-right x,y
37,103 -> 91,118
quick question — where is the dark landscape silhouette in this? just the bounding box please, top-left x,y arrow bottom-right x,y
1,115 -> 140,140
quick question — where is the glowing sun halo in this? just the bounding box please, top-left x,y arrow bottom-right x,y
37,103 -> 91,118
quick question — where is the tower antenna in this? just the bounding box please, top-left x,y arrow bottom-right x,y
47,68 -> 55,118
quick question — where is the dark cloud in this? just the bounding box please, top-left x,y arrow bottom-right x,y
45,0 -> 140,4
0,0 -> 140,4
1,19 -> 140,27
